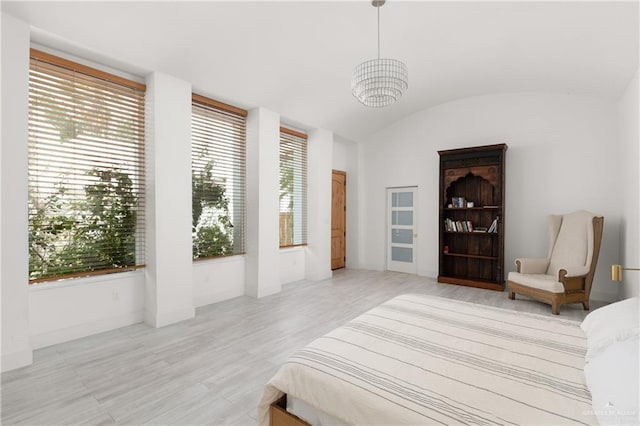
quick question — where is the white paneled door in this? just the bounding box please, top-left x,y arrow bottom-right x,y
386,187 -> 417,274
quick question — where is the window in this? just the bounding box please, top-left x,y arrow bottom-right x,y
279,127 -> 307,247
191,94 -> 246,259
28,49 -> 146,283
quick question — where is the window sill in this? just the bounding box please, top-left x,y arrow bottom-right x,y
193,253 -> 246,265
280,245 -> 306,253
29,269 -> 144,292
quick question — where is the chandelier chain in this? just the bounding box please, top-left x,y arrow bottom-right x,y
377,4 -> 381,60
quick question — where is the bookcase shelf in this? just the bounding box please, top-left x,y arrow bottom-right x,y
444,231 -> 498,235
444,252 -> 498,260
442,207 -> 500,211
438,144 -> 507,291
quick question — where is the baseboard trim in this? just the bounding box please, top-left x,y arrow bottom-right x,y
359,264 -> 383,271
256,285 -> 282,299
305,269 -> 333,282
145,306 -> 195,328
194,288 -> 244,308
1,346 -> 33,372
590,290 -> 617,304
417,269 -> 437,279
30,311 -> 144,350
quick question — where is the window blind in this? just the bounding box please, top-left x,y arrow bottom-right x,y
279,127 -> 308,247
28,49 -> 146,283
192,94 -> 247,259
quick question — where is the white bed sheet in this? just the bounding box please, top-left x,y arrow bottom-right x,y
259,294 -> 596,425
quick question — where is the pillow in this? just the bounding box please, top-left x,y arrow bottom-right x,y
584,336 -> 639,425
581,297 -> 639,360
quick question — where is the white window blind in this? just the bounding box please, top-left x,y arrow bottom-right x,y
28,49 -> 146,283
279,127 -> 307,247
191,94 -> 247,259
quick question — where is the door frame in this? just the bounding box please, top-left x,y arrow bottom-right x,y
331,170 -> 347,270
386,186 -> 418,274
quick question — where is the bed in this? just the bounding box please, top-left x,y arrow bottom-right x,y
258,294 -> 602,425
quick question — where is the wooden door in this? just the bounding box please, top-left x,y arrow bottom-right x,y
331,170 -> 346,270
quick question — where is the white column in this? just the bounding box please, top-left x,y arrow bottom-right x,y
144,72 -> 195,327
245,108 -> 280,297
305,129 -> 333,281
1,13 -> 33,371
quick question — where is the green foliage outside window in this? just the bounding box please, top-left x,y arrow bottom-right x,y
192,161 -> 234,258
29,168 -> 138,280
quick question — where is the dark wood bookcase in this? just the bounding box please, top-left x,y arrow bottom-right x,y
438,144 -> 507,291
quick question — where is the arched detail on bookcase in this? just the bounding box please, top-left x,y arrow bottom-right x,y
445,173 -> 496,207
443,165 -> 498,190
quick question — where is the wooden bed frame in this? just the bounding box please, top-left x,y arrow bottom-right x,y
270,395 -> 310,426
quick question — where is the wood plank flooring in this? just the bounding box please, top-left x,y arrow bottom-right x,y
1,269 -> 604,425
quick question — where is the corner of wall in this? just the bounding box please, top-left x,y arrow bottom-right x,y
617,68 -> 640,300
245,107 -> 281,297
144,71 -> 195,326
1,12 -> 33,372
305,128 -> 333,282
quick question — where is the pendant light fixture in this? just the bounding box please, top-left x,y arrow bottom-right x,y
351,0 -> 408,108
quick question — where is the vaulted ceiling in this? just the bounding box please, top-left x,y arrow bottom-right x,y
3,1 -> 638,141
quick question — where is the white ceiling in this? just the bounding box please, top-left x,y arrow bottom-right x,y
3,1 -> 638,142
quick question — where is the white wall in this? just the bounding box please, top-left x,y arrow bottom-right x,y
333,136 -> 360,269
305,129 -> 333,281
245,108 -> 281,298
360,92 -> 620,302
29,272 -> 145,348
1,13 -> 33,372
280,247 -> 306,284
193,257 -> 245,307
145,72 -> 195,327
617,69 -> 640,299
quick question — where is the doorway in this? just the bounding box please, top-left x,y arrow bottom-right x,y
331,170 -> 346,270
386,187 -> 417,274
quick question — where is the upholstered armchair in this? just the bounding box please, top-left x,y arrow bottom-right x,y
507,210 -> 604,315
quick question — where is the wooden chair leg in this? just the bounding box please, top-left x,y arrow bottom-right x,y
508,290 -> 515,300
582,301 -> 590,311
551,302 -> 560,315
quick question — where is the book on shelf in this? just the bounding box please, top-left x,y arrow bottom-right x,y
487,216 -> 500,233
444,218 -> 452,232
483,205 -> 499,209
444,218 -> 475,232
451,196 -> 466,208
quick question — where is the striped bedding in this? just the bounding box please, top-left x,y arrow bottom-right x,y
258,294 -> 597,425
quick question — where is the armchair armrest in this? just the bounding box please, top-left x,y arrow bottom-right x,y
555,265 -> 590,292
515,258 -> 549,274
555,265 -> 589,280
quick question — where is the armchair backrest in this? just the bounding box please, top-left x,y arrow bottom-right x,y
546,210 -> 596,275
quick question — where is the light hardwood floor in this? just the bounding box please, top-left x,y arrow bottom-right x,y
1,269 -> 604,425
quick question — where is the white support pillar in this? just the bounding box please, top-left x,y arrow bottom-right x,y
144,72 -> 195,327
245,107 -> 281,298
305,129 -> 333,281
1,13 -> 33,371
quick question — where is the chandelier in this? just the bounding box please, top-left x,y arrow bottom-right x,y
351,0 -> 408,108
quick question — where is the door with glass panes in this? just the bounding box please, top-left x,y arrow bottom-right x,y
387,187 -> 417,274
